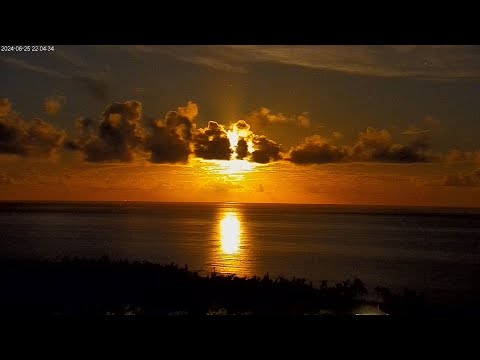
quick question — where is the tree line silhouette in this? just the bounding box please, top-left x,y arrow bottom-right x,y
0,256 -> 442,316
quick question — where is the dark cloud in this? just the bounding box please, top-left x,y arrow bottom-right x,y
380,143 -> 430,163
230,120 -> 253,160
89,101 -> 145,162
408,133 -> 430,152
352,128 -> 430,163
26,120 -> 66,157
289,127 -> 432,164
444,169 -> 480,187
289,135 -> 349,164
66,101 -> 199,164
0,99 -> 65,157
194,121 -> 231,160
67,101 -> 146,162
149,125 -> 191,164
164,109 -> 195,141
251,135 -> 282,164
148,104 -> 197,164
64,117 -> 96,151
0,117 -> 65,157
236,138 -> 249,160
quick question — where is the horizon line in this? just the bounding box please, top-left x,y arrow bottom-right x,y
0,199 -> 479,210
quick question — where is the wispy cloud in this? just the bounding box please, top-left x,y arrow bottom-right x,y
174,55 -> 247,74
401,126 -> 431,135
120,45 -> 480,80
114,45 -> 248,73
0,54 -> 109,101
54,48 -> 90,69
0,56 -> 68,79
244,107 -> 311,130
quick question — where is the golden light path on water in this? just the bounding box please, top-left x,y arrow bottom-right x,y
220,213 -> 240,254
210,206 -> 252,277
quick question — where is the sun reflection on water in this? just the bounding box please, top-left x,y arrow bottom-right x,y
209,207 -> 252,277
220,213 -> 240,254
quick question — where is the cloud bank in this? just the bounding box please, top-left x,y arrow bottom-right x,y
0,98 -> 466,169
64,100 -> 285,165
289,127 -> 433,164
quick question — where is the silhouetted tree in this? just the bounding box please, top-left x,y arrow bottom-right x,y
352,278 -> 367,301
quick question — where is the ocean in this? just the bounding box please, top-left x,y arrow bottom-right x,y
1,201 -> 479,305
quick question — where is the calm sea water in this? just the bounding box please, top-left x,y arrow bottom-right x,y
1,201 -> 479,305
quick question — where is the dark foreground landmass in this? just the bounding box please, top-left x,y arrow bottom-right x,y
0,257 -> 476,316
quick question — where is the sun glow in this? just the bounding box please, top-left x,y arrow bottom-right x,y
196,123 -> 256,176
211,159 -> 257,175
220,213 -> 241,254
197,123 -> 259,176
227,126 -> 254,158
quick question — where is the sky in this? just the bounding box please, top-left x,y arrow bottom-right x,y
1,45 -> 480,206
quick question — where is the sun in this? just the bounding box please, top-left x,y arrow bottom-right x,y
200,123 -> 257,175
